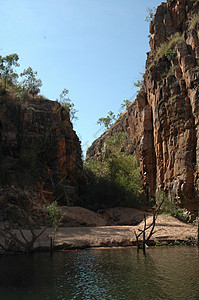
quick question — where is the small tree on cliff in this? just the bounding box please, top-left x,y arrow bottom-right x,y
121,99 -> 131,111
0,53 -> 20,90
20,66 -> 42,98
58,88 -> 78,121
133,79 -> 143,88
97,111 -> 116,129
145,7 -> 156,22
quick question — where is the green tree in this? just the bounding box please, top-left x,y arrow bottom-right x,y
84,133 -> 143,209
145,7 -> 156,22
58,88 -> 78,121
97,111 -> 116,129
20,66 -> 42,98
121,99 -> 131,111
133,79 -> 143,88
46,201 -> 66,232
0,53 -> 20,90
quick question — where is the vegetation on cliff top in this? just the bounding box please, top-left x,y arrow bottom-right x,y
0,53 -> 77,122
97,99 -> 131,130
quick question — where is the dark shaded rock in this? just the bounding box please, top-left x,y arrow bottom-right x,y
0,96 -> 85,204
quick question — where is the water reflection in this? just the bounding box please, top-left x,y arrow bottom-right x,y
0,247 -> 199,299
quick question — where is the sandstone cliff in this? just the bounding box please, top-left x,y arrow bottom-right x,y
87,0 -> 199,214
0,95 -> 84,204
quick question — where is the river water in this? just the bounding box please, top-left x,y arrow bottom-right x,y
0,246 -> 199,300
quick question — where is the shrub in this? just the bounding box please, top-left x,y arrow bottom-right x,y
165,49 -> 176,60
174,240 -> 181,245
155,240 -> 162,246
46,201 -> 65,232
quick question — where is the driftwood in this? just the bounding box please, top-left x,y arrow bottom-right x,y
134,199 -> 164,255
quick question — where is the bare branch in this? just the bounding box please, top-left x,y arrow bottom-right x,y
134,197 -> 165,254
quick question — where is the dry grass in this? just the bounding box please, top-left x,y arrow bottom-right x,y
156,33 -> 184,60
188,13 -> 199,29
148,33 -> 184,70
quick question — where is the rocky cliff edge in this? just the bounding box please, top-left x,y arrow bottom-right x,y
87,0 -> 199,215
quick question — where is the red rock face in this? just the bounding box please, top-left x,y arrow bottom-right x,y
87,0 -> 199,213
0,96 -> 84,203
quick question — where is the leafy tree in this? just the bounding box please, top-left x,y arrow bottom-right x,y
84,133 -> 143,209
58,88 -> 78,121
145,7 -> 156,22
133,79 -> 143,88
15,85 -> 29,101
97,111 -> 116,129
0,53 -> 20,90
20,66 -> 42,98
121,99 -> 131,111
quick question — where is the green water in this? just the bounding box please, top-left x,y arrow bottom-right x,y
0,246 -> 199,300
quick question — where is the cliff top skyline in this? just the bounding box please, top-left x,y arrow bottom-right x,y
1,0 -> 162,154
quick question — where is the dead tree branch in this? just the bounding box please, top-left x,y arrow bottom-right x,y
134,198 -> 164,255
0,187 -> 47,253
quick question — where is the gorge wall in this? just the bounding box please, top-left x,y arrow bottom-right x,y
0,95 -> 84,204
87,0 -> 199,214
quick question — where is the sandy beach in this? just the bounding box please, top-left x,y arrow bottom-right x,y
15,214 -> 197,251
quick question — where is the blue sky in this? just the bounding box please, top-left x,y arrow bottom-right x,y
1,0 -> 163,155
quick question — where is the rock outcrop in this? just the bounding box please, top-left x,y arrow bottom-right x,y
87,0 -> 199,214
0,95 -> 84,204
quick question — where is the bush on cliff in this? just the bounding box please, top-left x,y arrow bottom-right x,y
58,88 -> 78,121
83,133 -> 144,210
0,53 -> 20,90
20,66 -> 42,99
